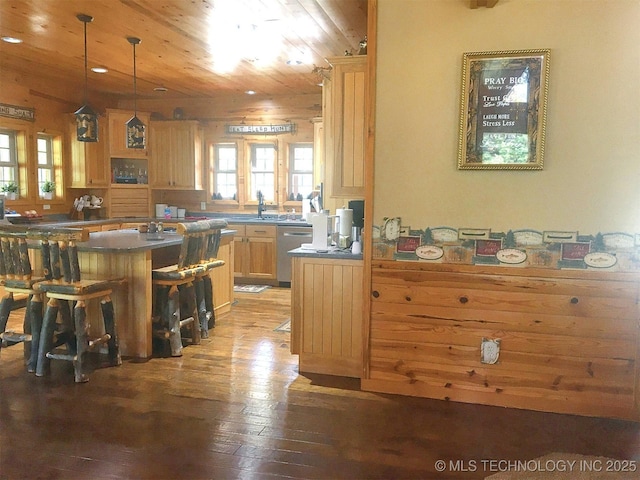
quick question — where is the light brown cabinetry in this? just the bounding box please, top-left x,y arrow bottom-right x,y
364,261 -> 640,421
290,256 -> 363,378
325,55 -> 366,198
228,224 -> 277,282
149,120 -> 203,189
107,109 -> 150,158
68,117 -> 109,187
109,185 -> 149,217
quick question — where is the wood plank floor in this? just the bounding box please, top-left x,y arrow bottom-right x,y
1,287 -> 639,479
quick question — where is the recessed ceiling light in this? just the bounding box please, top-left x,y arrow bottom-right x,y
154,86 -> 168,92
245,90 -> 256,95
91,66 -> 108,74
2,36 -> 23,44
286,59 -> 303,66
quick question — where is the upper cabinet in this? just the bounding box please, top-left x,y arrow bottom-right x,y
107,108 -> 150,158
325,55 -> 367,198
68,116 -> 109,188
149,120 -> 204,190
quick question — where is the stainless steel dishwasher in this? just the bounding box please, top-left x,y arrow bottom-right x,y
277,225 -> 312,285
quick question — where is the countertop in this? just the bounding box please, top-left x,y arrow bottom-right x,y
287,246 -> 363,261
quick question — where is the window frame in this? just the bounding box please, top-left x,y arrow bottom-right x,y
248,142 -> 277,202
0,129 -> 20,191
211,143 -> 239,202
287,142 -> 314,201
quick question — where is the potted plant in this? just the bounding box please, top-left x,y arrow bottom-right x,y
1,181 -> 19,200
41,180 -> 55,200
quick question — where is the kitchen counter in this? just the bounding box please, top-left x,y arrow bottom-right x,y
18,224 -> 235,359
288,246 -> 363,261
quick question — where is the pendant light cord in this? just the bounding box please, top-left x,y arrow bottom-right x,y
132,42 -> 137,116
83,20 -> 88,104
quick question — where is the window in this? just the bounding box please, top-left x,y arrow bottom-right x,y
213,144 -> 238,200
250,144 -> 276,201
289,143 -> 313,200
37,134 -> 54,193
0,130 -> 18,190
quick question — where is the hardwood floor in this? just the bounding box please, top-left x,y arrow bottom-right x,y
1,287 -> 639,479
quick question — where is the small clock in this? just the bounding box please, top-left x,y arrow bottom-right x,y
381,217 -> 401,242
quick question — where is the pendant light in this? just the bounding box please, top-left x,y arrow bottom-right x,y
74,14 -> 98,142
126,36 -> 145,149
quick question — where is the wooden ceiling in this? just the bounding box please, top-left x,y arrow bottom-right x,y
0,0 -> 368,105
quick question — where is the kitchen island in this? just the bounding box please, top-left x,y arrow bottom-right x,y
288,247 -> 364,378
22,225 -> 235,359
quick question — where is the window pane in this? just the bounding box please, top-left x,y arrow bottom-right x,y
37,134 -> 54,193
251,145 -> 275,201
0,131 -> 18,188
214,145 -> 238,199
289,144 -> 314,198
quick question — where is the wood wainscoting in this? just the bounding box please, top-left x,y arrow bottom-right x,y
362,260 -> 640,421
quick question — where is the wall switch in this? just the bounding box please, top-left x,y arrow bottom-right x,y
43,204 -> 51,210
200,201 -> 206,210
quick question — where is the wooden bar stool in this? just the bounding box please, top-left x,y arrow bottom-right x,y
32,228 -> 125,383
152,219 -> 226,355
193,219 -> 226,337
0,229 -> 45,372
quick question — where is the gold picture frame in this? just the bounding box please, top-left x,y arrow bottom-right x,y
457,49 -> 550,170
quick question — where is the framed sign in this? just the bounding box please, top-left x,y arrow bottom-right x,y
457,49 -> 550,170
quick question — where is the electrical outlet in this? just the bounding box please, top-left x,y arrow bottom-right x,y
43,204 -> 51,210
200,201 -> 206,210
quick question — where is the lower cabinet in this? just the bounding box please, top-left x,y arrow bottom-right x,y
229,224 -> 277,283
291,255 -> 363,378
364,260 -> 640,421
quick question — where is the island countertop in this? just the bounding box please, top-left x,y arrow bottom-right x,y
76,228 -> 235,253
288,246 -> 363,261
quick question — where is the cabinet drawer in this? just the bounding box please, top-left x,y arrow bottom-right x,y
246,225 -> 276,237
227,224 -> 246,237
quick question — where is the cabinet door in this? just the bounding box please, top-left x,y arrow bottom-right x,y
170,123 -> 197,189
69,118 -> 109,187
149,121 -> 202,189
326,56 -> 366,198
227,225 -> 246,278
149,123 -> 173,187
108,109 -> 149,158
246,236 -> 276,279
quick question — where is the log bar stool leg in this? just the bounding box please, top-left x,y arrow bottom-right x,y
0,292 -> 14,346
179,282 -> 201,345
36,298 -> 60,377
194,277 -> 209,338
101,296 -> 121,367
167,285 -> 183,357
73,301 -> 89,383
202,275 -> 215,329
27,293 -> 44,373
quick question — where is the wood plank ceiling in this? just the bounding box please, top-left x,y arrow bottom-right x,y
0,0 -> 368,105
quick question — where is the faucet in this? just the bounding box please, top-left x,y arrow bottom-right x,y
257,190 -> 266,219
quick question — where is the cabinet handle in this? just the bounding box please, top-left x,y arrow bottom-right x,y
459,296 -> 468,304
254,230 -> 267,233
372,290 -> 379,298
570,297 -> 579,304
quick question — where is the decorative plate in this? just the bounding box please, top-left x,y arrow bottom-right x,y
584,252 -> 617,268
415,245 -> 444,260
496,248 -> 527,264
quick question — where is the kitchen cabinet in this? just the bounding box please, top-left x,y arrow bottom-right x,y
365,260 -> 640,421
290,255 -> 363,378
228,224 -> 277,283
325,55 -> 366,198
107,109 -> 150,158
69,116 -> 109,187
149,120 -> 203,190
109,184 -> 149,217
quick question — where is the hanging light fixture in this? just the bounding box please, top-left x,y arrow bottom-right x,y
125,36 -> 145,149
74,14 -> 98,142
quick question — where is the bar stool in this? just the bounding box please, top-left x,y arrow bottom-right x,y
32,228 -> 124,383
193,219 -> 226,337
0,229 -> 45,372
152,219 -> 226,355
